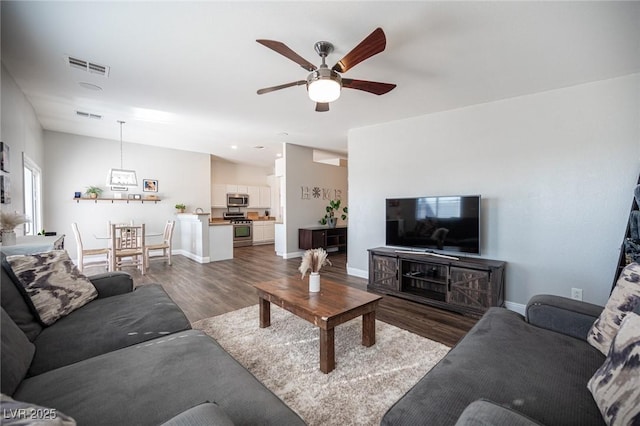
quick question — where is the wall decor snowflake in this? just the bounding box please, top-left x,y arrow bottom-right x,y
312,187 -> 321,198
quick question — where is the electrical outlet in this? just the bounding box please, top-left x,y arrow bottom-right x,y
571,288 -> 583,301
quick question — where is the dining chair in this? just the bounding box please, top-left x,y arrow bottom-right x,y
145,220 -> 175,269
71,222 -> 110,272
110,224 -> 146,275
107,220 -> 134,236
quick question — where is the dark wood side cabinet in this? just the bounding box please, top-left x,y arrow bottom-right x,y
299,226 -> 347,252
368,247 -> 506,317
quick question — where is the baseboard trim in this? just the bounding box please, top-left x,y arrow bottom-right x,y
347,266 -> 368,279
174,249 -> 209,264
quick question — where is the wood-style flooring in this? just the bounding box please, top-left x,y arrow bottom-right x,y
84,244 -> 477,347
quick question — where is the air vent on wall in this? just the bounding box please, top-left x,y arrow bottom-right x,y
76,110 -> 103,120
66,55 -> 110,77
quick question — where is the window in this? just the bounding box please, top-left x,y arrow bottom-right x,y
416,196 -> 462,219
23,154 -> 42,235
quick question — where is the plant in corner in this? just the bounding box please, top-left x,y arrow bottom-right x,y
319,199 -> 348,228
85,186 -> 103,199
175,203 -> 186,213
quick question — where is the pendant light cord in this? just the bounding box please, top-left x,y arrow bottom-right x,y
118,120 -> 125,169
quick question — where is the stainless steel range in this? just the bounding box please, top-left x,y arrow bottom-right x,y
224,212 -> 253,247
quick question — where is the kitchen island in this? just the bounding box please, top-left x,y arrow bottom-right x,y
176,213 -> 233,263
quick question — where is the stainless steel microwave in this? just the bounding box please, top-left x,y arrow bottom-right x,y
227,193 -> 249,207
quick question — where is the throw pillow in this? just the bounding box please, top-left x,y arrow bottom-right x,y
0,394 -> 76,425
587,312 -> 640,425
6,250 -> 97,326
587,262 -> 640,355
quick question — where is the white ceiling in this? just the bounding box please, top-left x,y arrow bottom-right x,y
2,1 -> 639,167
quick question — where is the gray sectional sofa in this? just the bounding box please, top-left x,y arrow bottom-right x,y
1,253 -> 304,425
382,295 -> 612,425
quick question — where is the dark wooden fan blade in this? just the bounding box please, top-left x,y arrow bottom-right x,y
342,79 -> 396,95
257,80 -> 306,95
257,39 -> 317,72
315,102 -> 329,112
332,28 -> 386,74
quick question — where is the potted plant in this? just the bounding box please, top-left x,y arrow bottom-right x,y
175,203 -> 186,213
319,199 -> 348,228
85,186 -> 103,199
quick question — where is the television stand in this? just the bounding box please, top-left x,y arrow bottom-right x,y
369,247 -> 506,317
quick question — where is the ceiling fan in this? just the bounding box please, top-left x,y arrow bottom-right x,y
256,27 -> 396,112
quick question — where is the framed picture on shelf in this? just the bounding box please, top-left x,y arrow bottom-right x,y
143,179 -> 158,192
1,142 -> 9,173
1,175 -> 11,204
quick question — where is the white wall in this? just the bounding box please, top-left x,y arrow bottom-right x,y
348,74 -> 640,307
282,143 -> 348,258
0,64 -> 45,228
43,131 -> 211,258
210,156 -> 272,186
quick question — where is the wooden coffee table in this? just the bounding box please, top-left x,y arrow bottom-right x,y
254,276 -> 382,374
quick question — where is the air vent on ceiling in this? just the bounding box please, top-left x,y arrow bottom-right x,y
66,55 -> 110,77
76,110 -> 103,120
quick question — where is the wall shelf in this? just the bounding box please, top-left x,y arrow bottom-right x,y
73,198 -> 161,204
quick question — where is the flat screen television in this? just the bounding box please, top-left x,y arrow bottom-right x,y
385,195 -> 481,254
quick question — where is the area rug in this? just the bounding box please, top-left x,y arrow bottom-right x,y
192,304 -> 450,425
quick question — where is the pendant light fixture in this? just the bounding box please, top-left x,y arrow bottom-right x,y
106,120 -> 138,187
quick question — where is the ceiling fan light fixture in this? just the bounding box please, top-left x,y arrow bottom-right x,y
307,68 -> 342,103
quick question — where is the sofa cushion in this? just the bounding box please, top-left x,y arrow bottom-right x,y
455,399 -> 543,426
28,284 -> 191,376
6,251 -> 97,326
588,262 -> 640,355
382,308 -> 606,426
0,309 -> 35,395
1,254 -> 43,341
0,393 -> 76,425
588,312 -> 640,426
15,330 -> 304,426
160,402 -> 235,426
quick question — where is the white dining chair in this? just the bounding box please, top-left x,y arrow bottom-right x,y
145,220 -> 175,268
71,222 -> 110,272
110,224 -> 146,275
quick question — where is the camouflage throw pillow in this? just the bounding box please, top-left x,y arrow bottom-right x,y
587,262 -> 640,355
6,250 -> 97,326
587,313 -> 640,425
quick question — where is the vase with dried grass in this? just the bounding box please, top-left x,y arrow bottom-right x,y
0,211 -> 29,246
298,248 -> 332,293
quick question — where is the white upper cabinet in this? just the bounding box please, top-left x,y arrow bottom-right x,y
212,184 -> 227,208
247,185 -> 271,209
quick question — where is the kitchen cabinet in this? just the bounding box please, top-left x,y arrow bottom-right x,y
260,187 -> 271,209
253,220 -> 275,245
226,185 -> 248,194
247,186 -> 272,209
212,184 -> 226,208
